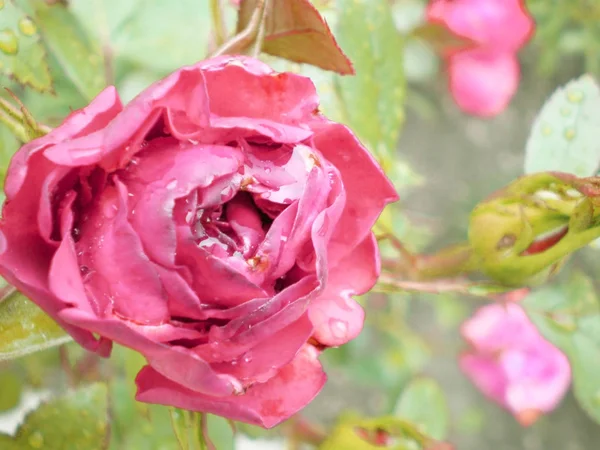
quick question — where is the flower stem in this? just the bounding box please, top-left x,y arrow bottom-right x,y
210,0 -> 227,47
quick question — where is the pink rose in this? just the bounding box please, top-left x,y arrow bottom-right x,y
0,56 -> 397,427
427,0 -> 534,116
460,303 -> 571,426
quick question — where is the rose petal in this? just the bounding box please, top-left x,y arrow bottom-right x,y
202,59 -> 319,123
426,0 -> 534,52
460,352 -> 507,406
447,50 -> 520,117
309,121 -> 398,265
6,86 -> 122,199
211,313 -> 314,383
123,138 -> 245,268
76,181 -> 169,324
135,344 -> 326,428
60,307 -> 235,397
309,234 -> 379,347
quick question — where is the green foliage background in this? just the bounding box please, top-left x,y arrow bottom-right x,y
1,0 -> 600,449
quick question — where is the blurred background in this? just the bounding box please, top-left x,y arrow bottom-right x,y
2,0 -> 600,449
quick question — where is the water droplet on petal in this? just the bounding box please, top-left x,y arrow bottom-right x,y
329,319 -> 348,340
0,29 -> 19,55
104,203 -> 118,219
18,18 -> 37,37
564,127 -> 576,140
231,359 -> 238,366
28,431 -> 44,448
166,180 -> 177,190
243,354 -> 252,364
567,89 -> 584,103
264,167 -> 272,174
80,265 -> 91,276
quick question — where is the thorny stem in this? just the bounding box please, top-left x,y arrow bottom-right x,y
0,284 -> 17,304
377,231 -> 475,281
252,0 -> 272,57
210,0 -> 228,47
210,0 -> 266,57
286,415 -> 327,449
2,89 -> 51,142
200,414 -> 216,450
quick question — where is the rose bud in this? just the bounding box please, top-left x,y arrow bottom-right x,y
468,172 -> 600,286
460,302 -> 571,426
0,56 -> 398,427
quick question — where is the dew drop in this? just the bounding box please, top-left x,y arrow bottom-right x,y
28,431 -> 44,448
329,318 -> 348,340
0,29 -> 19,55
18,18 -> 37,37
230,378 -> 245,396
560,106 -> 571,117
541,124 -> 552,136
243,353 -> 252,364
80,265 -> 91,276
564,127 -> 576,141
264,167 -> 272,174
231,359 -> 238,366
567,89 -> 584,103
104,203 -> 118,219
166,180 -> 177,190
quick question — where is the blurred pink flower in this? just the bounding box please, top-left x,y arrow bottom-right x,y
460,303 -> 571,426
427,0 -> 534,116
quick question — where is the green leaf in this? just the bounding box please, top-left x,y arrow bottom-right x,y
109,346 -> 188,450
0,290 -> 71,361
205,415 -> 234,450
395,377 -> 449,440
335,0 -> 405,161
320,413 -> 446,450
0,382 -> 109,450
0,370 -> 22,411
237,0 -> 353,75
522,271 -> 600,424
524,75 -> 600,177
0,0 -> 52,91
30,0 -> 106,100
69,0 -> 212,78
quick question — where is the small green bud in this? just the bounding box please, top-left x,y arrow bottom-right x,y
468,172 -> 600,286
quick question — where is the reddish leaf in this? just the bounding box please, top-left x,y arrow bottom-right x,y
237,0 -> 354,74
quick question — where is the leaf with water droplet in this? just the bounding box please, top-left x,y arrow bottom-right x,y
30,0 -> 106,101
68,0 -> 211,76
0,382 -> 109,450
525,75 -> 600,177
0,287 -> 71,361
334,0 -> 405,162
523,271 -> 600,425
0,2 -> 51,92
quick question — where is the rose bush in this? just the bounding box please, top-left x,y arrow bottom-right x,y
0,56 -> 397,427
460,302 -> 571,426
427,0 -> 534,116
